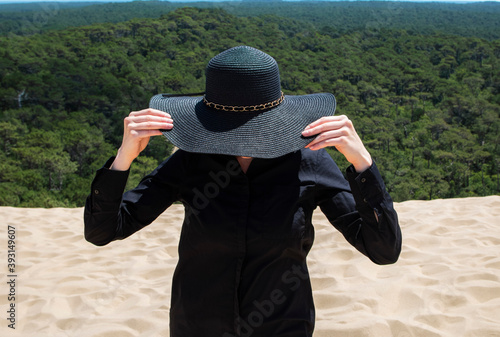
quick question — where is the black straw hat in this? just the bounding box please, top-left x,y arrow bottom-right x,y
149,46 -> 336,158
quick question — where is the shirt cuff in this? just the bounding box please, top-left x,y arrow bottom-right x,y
90,157 -> 130,207
345,162 -> 386,210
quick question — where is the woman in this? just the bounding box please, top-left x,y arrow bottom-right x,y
84,46 -> 401,337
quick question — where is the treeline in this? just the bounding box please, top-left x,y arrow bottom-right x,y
1,1 -> 500,40
0,7 -> 499,206
0,1 -> 96,12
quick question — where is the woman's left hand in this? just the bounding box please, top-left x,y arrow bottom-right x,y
302,115 -> 373,173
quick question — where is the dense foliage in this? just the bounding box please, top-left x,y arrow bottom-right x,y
1,1 -> 499,40
0,7 -> 499,207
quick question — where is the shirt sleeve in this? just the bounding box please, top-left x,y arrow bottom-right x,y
315,150 -> 402,265
84,153 -> 184,246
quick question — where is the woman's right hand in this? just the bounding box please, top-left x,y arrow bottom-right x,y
111,108 -> 173,171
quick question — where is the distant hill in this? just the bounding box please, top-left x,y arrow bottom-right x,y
0,1 -> 101,12
0,1 -> 499,40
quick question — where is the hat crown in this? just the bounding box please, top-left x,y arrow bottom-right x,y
205,46 -> 282,107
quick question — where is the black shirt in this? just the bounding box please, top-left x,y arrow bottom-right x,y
84,148 -> 401,337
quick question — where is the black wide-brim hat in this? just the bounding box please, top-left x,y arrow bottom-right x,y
150,46 -> 336,158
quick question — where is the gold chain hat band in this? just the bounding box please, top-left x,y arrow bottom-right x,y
203,92 -> 284,112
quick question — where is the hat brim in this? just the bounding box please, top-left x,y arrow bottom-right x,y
149,93 -> 336,158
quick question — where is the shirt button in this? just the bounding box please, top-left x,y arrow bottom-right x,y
94,189 -> 100,195
361,178 -> 366,183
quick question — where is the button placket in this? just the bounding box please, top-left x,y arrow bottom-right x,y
233,176 -> 250,333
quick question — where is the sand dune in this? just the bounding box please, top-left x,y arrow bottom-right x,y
1,196 -> 499,336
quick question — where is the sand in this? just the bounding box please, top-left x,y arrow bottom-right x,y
1,195 -> 499,337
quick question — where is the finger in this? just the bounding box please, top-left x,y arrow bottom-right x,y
305,129 -> 346,149
129,108 -> 171,118
303,115 -> 347,131
128,115 -> 173,124
306,135 -> 347,151
125,114 -> 172,130
127,120 -> 173,131
129,108 -> 170,117
302,120 -> 346,137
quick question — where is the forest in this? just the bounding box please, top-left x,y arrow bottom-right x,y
0,4 -> 499,207
1,1 -> 500,40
